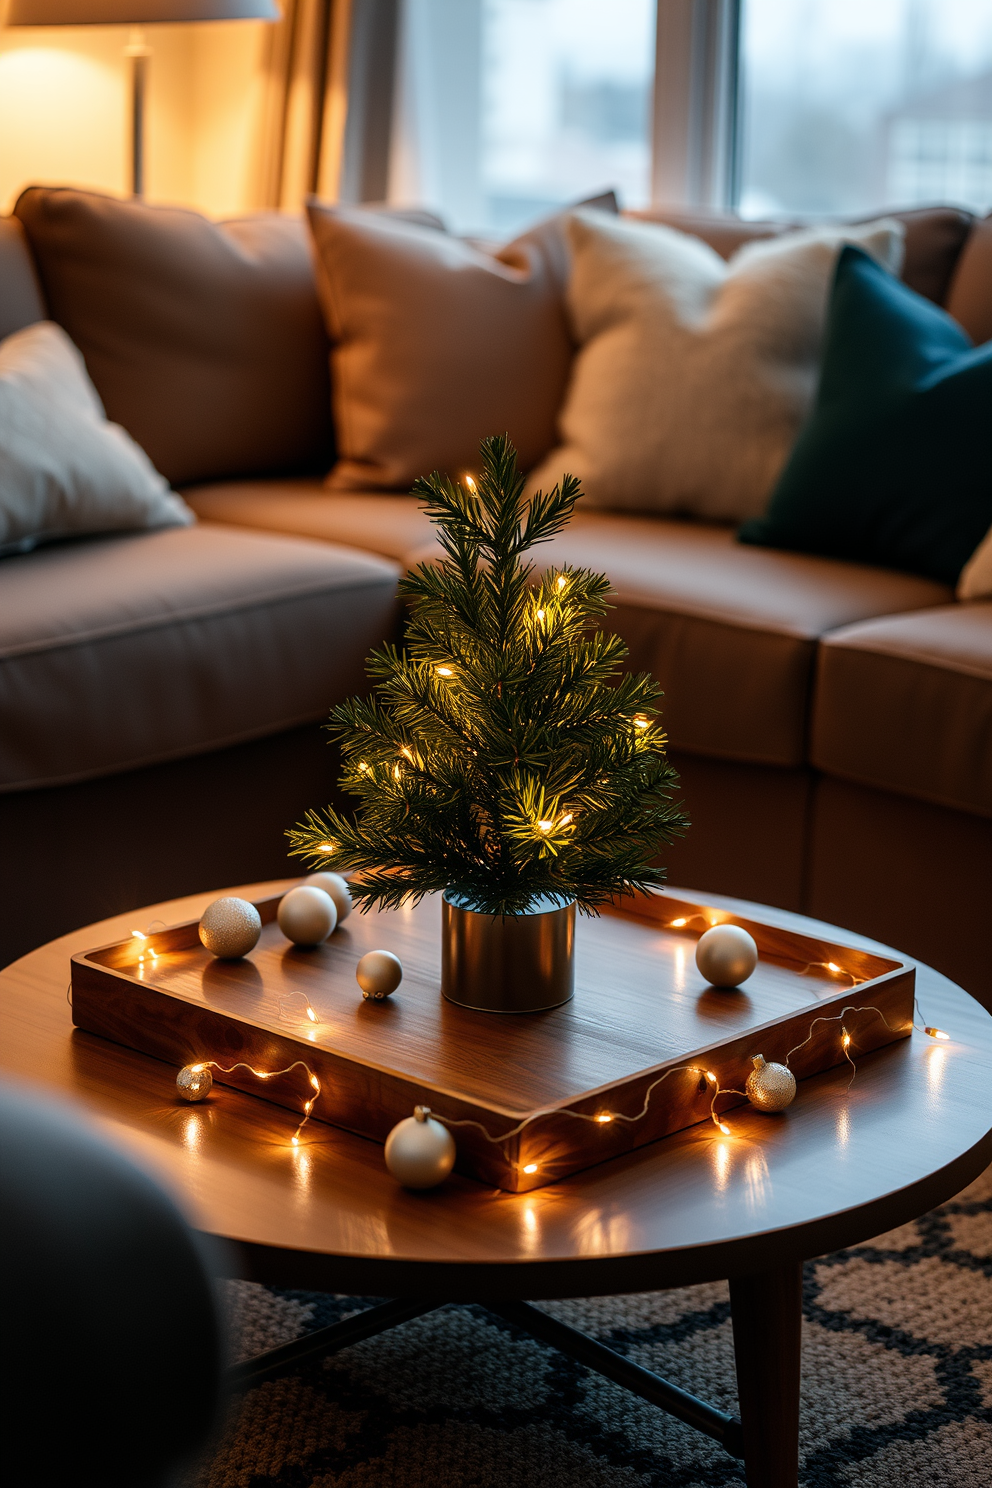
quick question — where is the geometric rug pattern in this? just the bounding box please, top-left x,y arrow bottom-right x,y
187,1163 -> 992,1488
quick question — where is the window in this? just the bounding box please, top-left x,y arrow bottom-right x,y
391,0 -> 656,235
739,0 -> 992,218
383,0 -> 992,230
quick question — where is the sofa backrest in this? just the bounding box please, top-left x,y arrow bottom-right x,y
629,205 -> 976,310
945,212 -> 992,346
13,188 -> 335,489
0,217 -> 46,341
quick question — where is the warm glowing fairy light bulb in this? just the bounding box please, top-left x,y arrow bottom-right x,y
827,962 -> 841,973
537,819 -> 554,832
464,475 -> 477,493
924,1027 -> 950,1040
842,1031 -> 851,1048
317,842 -> 335,854
670,917 -> 687,928
633,715 -> 650,730
522,1163 -> 539,1174
536,608 -> 545,622
595,1113 -> 612,1124
436,665 -> 454,677
175,1058 -> 321,1145
556,575 -> 567,590
718,1122 -> 731,1136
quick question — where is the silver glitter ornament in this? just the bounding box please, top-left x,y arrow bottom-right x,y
177,1065 -> 213,1102
745,1054 -> 796,1112
198,897 -> 261,959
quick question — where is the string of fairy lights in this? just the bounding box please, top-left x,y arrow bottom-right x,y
174,995 -> 950,1177
123,896 -> 950,1180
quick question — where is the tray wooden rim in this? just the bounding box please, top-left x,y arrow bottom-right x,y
71,886 -> 914,1127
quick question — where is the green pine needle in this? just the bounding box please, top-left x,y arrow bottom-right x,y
287,434 -> 688,915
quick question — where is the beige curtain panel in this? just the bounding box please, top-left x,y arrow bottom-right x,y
254,0 -> 353,210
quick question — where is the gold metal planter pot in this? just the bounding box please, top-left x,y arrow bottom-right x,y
440,893 -> 575,1013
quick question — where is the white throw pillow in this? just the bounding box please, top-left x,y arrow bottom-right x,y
528,211 -> 905,522
0,321 -> 193,555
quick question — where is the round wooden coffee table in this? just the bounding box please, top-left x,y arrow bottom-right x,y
3,882 -> 991,1488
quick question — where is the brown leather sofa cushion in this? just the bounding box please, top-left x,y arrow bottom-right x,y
13,188 -> 335,487
181,481 -> 952,767
946,211 -> 992,344
0,523 -> 398,791
306,202 -> 573,491
0,217 -> 45,341
629,206 -> 973,305
812,604 -> 992,817
183,479 -> 436,564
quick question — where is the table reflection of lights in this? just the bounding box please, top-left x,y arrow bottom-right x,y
181,1107 -> 212,1155
712,1139 -> 731,1193
927,1041 -> 948,1095
743,1150 -> 770,1213
835,1105 -> 850,1148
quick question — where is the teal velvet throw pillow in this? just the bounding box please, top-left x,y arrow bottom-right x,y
738,245 -> 992,585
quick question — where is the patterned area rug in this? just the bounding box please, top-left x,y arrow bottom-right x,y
189,1165 -> 992,1488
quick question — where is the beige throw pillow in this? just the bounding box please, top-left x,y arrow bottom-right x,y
528,211 -> 905,522
0,321 -> 192,555
306,202 -> 575,491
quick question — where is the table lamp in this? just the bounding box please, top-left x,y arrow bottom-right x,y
5,0 -> 280,197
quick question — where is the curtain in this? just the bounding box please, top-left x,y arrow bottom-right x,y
253,0 -> 353,210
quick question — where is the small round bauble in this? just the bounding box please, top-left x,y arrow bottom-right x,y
357,949 -> 403,1001
278,886 -> 337,947
198,897 -> 261,959
177,1064 -> 213,1102
305,871 -> 353,924
384,1105 -> 456,1189
745,1054 -> 796,1112
695,924 -> 758,988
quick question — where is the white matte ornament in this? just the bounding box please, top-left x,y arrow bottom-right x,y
305,871 -> 353,923
745,1054 -> 796,1112
384,1105 -> 456,1188
278,886 -> 337,946
357,949 -> 403,1000
695,924 -> 758,988
177,1065 -> 213,1102
198,897 -> 261,959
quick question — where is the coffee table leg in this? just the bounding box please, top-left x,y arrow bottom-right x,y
729,1262 -> 803,1488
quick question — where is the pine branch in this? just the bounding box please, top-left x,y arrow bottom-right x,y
289,434 -> 688,915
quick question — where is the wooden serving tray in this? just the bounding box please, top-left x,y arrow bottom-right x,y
70,890 -> 915,1192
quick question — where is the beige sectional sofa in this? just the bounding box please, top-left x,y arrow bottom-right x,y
2,190 -> 990,1011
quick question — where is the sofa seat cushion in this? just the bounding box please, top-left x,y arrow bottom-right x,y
812,604 -> 992,817
179,482 -> 952,768
182,479 -> 436,565
0,524 -> 399,791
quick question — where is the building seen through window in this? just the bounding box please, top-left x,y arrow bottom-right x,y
740,0 -> 992,218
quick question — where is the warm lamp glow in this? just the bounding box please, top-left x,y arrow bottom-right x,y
522,1162 -> 539,1174
6,0 -> 277,22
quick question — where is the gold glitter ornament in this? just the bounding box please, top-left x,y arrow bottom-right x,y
177,1065 -> 213,1102
745,1054 -> 796,1112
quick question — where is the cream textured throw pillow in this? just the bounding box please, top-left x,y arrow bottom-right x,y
528,211 -> 905,522
0,321 -> 192,555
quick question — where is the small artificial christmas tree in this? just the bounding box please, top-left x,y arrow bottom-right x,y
288,435 -> 687,916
